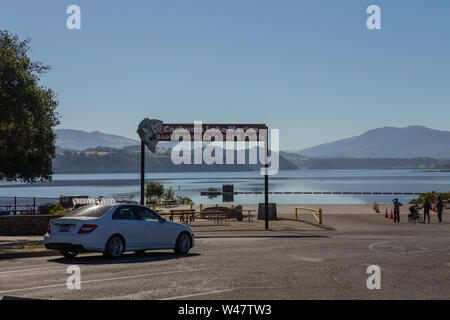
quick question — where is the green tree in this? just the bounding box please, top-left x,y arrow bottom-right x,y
175,195 -> 193,205
207,186 -> 218,199
0,30 -> 59,182
163,186 -> 174,201
181,197 -> 193,205
145,182 -> 164,204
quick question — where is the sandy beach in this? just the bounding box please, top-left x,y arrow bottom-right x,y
156,203 -> 412,216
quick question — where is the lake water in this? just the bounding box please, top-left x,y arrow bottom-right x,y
1,170 -> 449,205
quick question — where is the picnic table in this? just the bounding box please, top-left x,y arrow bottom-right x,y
200,211 -> 229,225
162,200 -> 178,208
242,209 -> 256,222
168,209 -> 196,224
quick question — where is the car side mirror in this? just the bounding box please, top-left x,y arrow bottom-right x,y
159,217 -> 166,223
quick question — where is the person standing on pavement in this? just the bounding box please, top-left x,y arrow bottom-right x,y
422,198 -> 432,224
436,196 -> 444,223
393,198 -> 402,223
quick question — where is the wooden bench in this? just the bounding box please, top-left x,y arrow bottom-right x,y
200,206 -> 243,221
168,209 -> 196,223
200,211 -> 229,225
162,200 -> 178,208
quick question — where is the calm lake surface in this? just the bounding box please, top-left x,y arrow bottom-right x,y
1,170 -> 450,205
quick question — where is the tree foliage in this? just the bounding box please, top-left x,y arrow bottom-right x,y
409,191 -> 450,204
0,30 -> 59,182
176,196 -> 193,205
145,182 -> 164,204
145,182 -> 193,205
163,186 -> 174,201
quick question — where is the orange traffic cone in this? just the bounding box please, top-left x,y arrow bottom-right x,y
385,209 -> 388,218
432,204 -> 436,212
373,202 -> 377,212
390,209 -> 394,220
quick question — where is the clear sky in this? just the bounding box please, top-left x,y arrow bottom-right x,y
1,0 -> 449,150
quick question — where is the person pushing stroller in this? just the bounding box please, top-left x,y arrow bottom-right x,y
408,199 -> 431,223
408,204 -> 421,223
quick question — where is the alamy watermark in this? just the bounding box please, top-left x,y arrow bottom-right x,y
169,121 -> 280,175
66,5 -> 81,30
66,265 -> 81,290
366,265 -> 381,290
367,5 -> 381,30
66,4 -> 381,31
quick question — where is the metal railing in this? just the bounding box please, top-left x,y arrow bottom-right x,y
295,207 -> 323,225
0,196 -> 59,215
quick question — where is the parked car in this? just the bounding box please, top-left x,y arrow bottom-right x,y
44,204 -> 194,259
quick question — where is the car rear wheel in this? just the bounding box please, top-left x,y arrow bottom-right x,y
59,249 -> 79,259
104,235 -> 125,258
174,232 -> 191,254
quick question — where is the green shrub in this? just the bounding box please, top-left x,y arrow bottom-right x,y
409,191 -> 450,204
49,203 -> 67,215
175,196 -> 194,205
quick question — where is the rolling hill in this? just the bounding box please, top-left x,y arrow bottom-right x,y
294,126 -> 450,159
55,129 -> 140,150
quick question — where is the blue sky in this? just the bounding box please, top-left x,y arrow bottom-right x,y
1,0 -> 449,149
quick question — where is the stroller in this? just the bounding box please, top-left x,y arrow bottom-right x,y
408,205 -> 422,223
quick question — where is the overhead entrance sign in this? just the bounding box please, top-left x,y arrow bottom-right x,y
137,119 -> 267,151
137,118 -> 270,230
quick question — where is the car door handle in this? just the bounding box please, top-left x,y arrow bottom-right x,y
120,222 -> 127,225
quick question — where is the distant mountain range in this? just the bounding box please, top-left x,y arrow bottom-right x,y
55,129 -> 139,150
280,151 -> 450,170
53,146 -> 298,173
292,126 -> 450,159
51,126 -> 450,173
57,126 -> 450,159
52,147 -> 450,173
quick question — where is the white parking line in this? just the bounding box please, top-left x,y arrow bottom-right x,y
0,255 -> 193,276
0,266 -> 63,275
368,241 -> 393,254
0,268 -> 209,295
160,289 -> 234,300
369,240 -> 450,255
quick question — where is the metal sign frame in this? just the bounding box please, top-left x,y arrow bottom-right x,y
139,122 -> 270,230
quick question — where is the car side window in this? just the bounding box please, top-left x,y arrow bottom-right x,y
112,206 -> 138,220
133,206 -> 160,222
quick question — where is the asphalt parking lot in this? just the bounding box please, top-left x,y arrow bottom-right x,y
0,213 -> 449,300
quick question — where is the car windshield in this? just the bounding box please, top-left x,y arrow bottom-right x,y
65,205 -> 113,217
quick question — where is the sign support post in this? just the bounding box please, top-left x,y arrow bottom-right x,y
265,126 -> 269,230
140,141 -> 145,205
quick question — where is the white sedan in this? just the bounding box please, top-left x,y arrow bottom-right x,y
44,204 -> 194,259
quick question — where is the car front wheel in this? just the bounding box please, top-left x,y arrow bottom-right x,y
104,235 -> 125,258
174,232 -> 191,254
